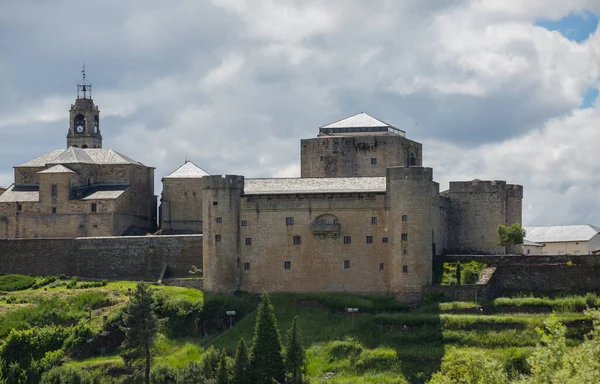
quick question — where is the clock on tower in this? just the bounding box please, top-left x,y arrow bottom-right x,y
66,63 -> 103,149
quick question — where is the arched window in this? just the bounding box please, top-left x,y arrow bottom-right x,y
409,152 -> 416,166
312,214 -> 340,236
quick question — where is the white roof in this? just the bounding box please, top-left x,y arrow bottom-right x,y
320,112 -> 396,129
81,190 -> 126,200
18,148 -> 144,167
244,177 -> 386,195
0,185 -> 39,202
524,225 -> 600,243
38,165 -> 76,174
163,161 -> 209,179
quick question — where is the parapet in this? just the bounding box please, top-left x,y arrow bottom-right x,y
201,175 -> 245,190
506,184 -> 524,198
386,166 -> 433,181
448,180 -> 508,193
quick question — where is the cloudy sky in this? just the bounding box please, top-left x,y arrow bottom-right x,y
1,0 -> 599,226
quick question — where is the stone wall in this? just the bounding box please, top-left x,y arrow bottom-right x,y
0,235 -> 202,279
300,135 -> 422,178
160,178 -> 203,233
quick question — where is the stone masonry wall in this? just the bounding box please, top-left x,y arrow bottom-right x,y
300,135 -> 422,178
0,235 -> 202,279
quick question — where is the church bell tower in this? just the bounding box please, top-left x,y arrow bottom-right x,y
67,63 -> 102,149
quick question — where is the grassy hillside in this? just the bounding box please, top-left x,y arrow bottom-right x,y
0,274 -> 597,383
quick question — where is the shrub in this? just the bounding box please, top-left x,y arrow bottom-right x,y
63,323 -> 97,358
32,276 -> 58,290
428,349 -> 508,384
199,346 -> 221,380
66,276 -> 79,289
585,292 -> 599,308
461,261 -> 486,284
327,338 -> 363,359
354,348 -> 399,373
150,363 -> 180,384
504,348 -> 531,379
0,275 -> 36,292
40,365 -> 93,384
154,291 -> 203,338
179,361 -> 203,384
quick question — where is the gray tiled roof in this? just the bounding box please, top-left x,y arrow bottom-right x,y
320,113 -> 396,129
244,177 -> 386,195
81,190 -> 126,200
164,161 -> 209,179
37,165 -> 76,174
18,148 -> 144,167
524,225 -> 600,243
0,185 -> 39,202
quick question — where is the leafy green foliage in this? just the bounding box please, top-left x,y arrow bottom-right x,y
154,290 -> 202,338
250,293 -> 285,383
427,349 -> 508,384
120,282 -> 160,384
498,223 -> 526,247
233,338 -> 250,384
0,275 -> 36,292
440,262 -> 486,285
149,363 -> 179,384
40,365 -> 93,384
217,349 -> 229,384
284,316 -> 305,384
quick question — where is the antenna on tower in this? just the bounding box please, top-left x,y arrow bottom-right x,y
77,61 -> 92,99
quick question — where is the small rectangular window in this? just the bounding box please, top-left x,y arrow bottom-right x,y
403,249 -> 408,255
344,260 -> 350,269
213,201 -> 218,206
379,262 -> 384,270
93,224 -> 98,228
382,237 -> 389,243
216,217 -> 223,223
366,236 -> 373,244
293,236 -> 301,245
371,217 -> 377,225
241,220 -> 247,227
17,204 -> 22,212
402,265 -> 408,273
244,262 -> 250,270
320,156 -> 324,161
286,217 -> 294,226
371,158 -> 377,165
402,215 -> 408,222
51,207 -> 56,214
401,233 -> 408,241
358,196 -> 364,201
344,236 -> 351,244
91,203 -> 97,213
51,184 -> 58,196
215,234 -> 221,242
245,238 -> 252,246
284,261 -> 291,270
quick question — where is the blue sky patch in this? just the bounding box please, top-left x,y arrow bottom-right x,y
580,86 -> 599,108
536,11 -> 599,42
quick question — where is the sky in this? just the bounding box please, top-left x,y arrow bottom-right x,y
0,0 -> 599,226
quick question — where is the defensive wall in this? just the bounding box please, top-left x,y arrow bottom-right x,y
0,235 -> 202,279
428,255 -> 600,300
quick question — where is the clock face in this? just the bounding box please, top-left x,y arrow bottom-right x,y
76,125 -> 84,133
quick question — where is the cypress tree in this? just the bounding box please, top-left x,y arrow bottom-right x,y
120,282 -> 159,384
233,338 -> 250,384
284,316 -> 305,384
217,349 -> 229,384
249,293 -> 285,383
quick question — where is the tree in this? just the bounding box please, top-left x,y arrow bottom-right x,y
233,338 -> 250,384
428,349 -> 508,384
217,349 -> 229,384
498,223 -> 526,247
249,293 -> 285,384
284,316 -> 305,384
120,282 -> 160,384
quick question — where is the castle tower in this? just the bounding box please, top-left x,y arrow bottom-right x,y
202,175 -> 244,294
386,167 -> 435,300
505,184 -> 524,254
66,64 -> 102,149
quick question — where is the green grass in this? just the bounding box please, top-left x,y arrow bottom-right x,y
0,274 -> 36,292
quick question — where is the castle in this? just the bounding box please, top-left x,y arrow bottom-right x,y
0,74 -> 523,300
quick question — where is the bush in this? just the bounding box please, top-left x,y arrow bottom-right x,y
327,338 -> 363,359
428,349 -> 508,384
32,276 -> 58,290
0,275 -> 36,292
154,290 -> 203,338
40,365 -> 93,384
63,323 -> 97,358
355,348 -> 399,373
150,363 -> 180,384
178,361 -> 203,384
504,348 -> 531,379
66,277 -> 79,289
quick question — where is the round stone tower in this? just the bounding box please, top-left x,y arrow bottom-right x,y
201,175 -> 244,294
386,166 -> 435,301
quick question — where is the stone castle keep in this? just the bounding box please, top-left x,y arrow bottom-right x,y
0,77 -> 523,300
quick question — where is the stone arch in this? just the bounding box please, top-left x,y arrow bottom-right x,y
312,213 -> 340,236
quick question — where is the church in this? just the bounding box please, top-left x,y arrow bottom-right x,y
0,72 -> 156,239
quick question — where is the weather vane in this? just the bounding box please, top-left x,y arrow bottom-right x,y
77,61 -> 92,99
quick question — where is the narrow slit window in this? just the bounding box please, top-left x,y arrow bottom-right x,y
344,260 -> 350,269
379,263 -> 384,271
244,262 -> 250,270
51,207 -> 56,214
51,184 -> 58,196
284,261 -> 291,270
371,217 -> 377,225
402,265 -> 408,273
91,203 -> 97,213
